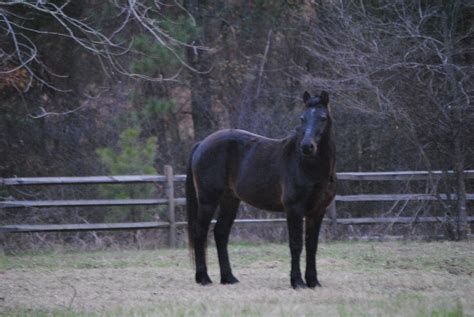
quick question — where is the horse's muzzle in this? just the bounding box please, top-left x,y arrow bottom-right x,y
301,143 -> 316,156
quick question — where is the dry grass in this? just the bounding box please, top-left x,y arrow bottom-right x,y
0,241 -> 472,316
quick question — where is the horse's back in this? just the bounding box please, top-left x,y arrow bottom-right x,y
191,129 -> 262,178
191,129 -> 275,166
191,129 -> 285,211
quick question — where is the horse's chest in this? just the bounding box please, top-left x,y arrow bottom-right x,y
282,173 -> 332,211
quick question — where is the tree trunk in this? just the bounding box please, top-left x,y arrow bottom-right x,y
442,0 -> 468,240
454,136 -> 468,240
184,0 -> 215,141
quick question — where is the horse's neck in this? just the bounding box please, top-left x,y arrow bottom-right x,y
282,130 -> 298,156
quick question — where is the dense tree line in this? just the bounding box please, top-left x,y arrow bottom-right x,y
1,0 -> 472,241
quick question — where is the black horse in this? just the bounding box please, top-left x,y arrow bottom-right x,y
186,91 -> 336,289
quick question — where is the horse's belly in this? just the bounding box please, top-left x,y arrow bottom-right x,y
242,199 -> 284,212
233,175 -> 284,212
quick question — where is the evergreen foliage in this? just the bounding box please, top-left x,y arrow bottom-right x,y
96,128 -> 159,222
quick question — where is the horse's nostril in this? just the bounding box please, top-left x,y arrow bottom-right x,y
301,144 -> 314,155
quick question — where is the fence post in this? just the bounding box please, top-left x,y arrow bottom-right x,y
328,200 -> 337,239
164,165 -> 176,248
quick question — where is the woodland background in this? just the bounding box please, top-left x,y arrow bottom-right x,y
0,0 -> 472,248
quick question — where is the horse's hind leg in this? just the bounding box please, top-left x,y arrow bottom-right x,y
214,194 -> 240,284
194,201 -> 218,285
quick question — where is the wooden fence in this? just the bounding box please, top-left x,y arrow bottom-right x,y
1,167 -> 473,246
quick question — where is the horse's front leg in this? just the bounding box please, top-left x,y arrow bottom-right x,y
305,214 -> 324,288
286,206 -> 307,289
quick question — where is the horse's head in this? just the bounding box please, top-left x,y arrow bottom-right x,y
298,91 -> 331,158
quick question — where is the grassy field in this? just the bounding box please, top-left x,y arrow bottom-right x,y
0,241 -> 472,316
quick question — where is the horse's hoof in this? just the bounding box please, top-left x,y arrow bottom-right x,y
196,272 -> 213,285
291,277 -> 308,289
305,274 -> 322,288
306,279 -> 322,288
221,274 -> 239,285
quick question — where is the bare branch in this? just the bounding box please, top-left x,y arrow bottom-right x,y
28,105 -> 87,119
0,0 -> 204,90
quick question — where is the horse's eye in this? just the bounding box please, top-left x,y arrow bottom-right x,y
300,116 -> 306,123
321,116 -> 328,122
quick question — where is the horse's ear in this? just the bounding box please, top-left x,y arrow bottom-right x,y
319,91 -> 329,106
303,91 -> 311,104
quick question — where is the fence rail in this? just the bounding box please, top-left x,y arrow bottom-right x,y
2,170 -> 474,186
0,175 -> 186,186
1,168 -> 473,243
3,194 -> 474,209
3,217 -> 473,234
0,198 -> 186,208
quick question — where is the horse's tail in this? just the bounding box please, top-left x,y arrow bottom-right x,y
186,143 -> 200,262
